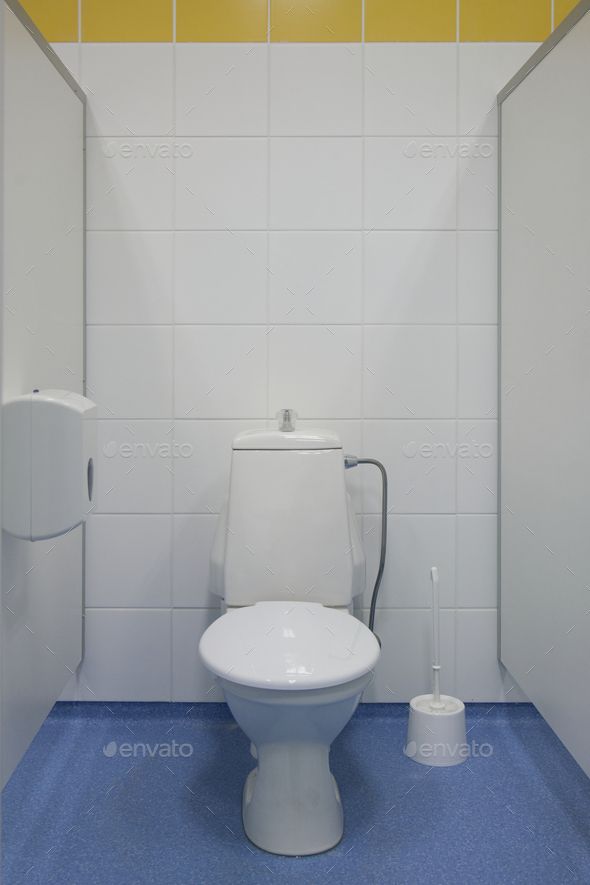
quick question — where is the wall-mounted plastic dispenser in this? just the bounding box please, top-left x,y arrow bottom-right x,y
2,389 -> 97,541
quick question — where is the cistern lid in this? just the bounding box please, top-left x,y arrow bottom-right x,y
232,429 -> 342,451
199,601 -> 380,690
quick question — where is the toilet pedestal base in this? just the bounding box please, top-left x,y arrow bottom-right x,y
242,742 -> 343,856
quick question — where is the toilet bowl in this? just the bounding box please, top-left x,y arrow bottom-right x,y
199,601 -> 380,856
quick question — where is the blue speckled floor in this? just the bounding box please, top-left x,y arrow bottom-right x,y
3,703 -> 590,884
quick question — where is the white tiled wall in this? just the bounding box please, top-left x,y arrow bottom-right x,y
53,37 -> 537,704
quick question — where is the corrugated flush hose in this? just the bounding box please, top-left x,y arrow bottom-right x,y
344,455 -> 388,635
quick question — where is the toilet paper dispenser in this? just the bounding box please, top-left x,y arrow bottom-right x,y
2,389 -> 97,541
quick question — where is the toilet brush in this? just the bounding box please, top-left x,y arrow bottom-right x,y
404,567 -> 467,767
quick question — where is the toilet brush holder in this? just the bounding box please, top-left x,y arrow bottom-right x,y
404,567 -> 467,767
405,694 -> 466,766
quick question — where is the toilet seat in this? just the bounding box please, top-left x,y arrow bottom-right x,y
199,601 -> 380,691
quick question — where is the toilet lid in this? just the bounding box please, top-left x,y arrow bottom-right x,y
199,601 -> 380,690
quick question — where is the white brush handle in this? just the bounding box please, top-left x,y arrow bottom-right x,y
430,566 -> 444,709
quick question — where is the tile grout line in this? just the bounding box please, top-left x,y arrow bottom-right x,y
85,133 -> 502,138
170,0 -> 178,701
86,321 -> 501,327
83,606 -> 502,618
84,604 -> 501,611
95,511 -> 498,517
95,416 -> 498,421
360,0 -> 366,495
266,0 -> 272,422
454,0 -> 461,695
86,226 -> 500,232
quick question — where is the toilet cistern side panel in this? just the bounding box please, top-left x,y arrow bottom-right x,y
347,493 -> 365,599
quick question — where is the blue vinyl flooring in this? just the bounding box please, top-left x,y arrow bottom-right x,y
3,702 -> 590,884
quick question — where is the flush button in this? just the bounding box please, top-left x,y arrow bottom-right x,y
276,408 -> 297,432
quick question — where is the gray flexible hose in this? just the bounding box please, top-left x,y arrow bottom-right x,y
344,455 -> 388,634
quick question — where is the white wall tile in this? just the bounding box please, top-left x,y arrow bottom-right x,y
173,420 -> 266,514
364,325 -> 456,418
50,43 -> 80,79
269,325 -> 362,419
175,137 -> 267,229
95,420 -> 173,513
364,231 -> 456,324
87,326 -> 173,419
362,515 -> 455,607
87,232 -> 173,325
78,40 -> 510,703
174,231 -> 267,324
270,44 -> 362,135
457,231 -> 498,324
459,326 -> 498,418
172,609 -> 223,701
86,138 -> 174,230
458,138 -> 498,230
458,326 -> 498,419
173,514 -> 218,607
174,326 -> 267,419
269,231 -> 362,324
270,138 -> 362,229
456,420 -> 498,514
86,515 -> 172,607
176,43 -> 267,135
363,420 -> 457,514
82,43 -> 174,136
456,609 -> 526,701
456,514 -> 498,607
365,43 -> 456,136
362,608 -> 455,702
365,137 -> 457,230
78,609 -> 171,701
459,43 -> 538,136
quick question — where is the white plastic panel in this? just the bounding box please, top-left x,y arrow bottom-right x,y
1,4 -> 85,785
500,8 -> 590,776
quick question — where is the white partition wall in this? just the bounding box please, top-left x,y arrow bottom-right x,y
1,2 -> 85,784
499,3 -> 590,776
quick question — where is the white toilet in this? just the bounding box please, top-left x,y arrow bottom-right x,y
199,425 -> 381,856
